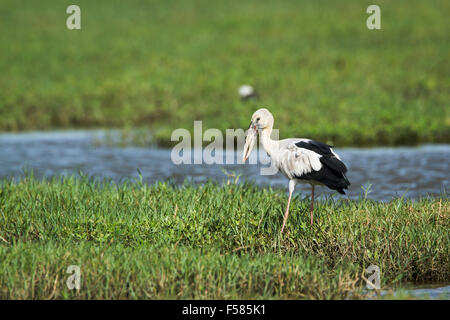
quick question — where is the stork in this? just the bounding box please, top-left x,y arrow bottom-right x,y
242,108 -> 350,233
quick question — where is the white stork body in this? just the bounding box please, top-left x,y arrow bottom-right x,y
243,108 -> 350,233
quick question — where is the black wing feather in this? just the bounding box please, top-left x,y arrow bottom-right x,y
320,156 -> 347,174
294,140 -> 350,194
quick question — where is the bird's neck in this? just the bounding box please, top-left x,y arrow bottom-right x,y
260,126 -> 278,157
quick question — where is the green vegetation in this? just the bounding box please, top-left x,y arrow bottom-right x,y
0,175 -> 448,299
0,0 -> 449,146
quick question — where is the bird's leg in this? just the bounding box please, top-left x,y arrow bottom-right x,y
281,190 -> 292,233
281,180 -> 296,233
310,185 -> 315,225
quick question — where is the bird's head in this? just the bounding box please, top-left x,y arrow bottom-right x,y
242,108 -> 274,163
250,108 -> 274,131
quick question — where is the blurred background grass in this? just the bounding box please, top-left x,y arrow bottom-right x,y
0,0 -> 449,146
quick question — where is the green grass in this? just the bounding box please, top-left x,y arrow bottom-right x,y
0,0 -> 449,146
0,175 -> 448,299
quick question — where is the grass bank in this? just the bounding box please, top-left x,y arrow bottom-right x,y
0,176 -> 448,299
0,0 -> 449,146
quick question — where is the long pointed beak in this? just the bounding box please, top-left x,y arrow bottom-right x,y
242,122 -> 257,163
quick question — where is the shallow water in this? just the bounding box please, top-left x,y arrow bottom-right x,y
403,284 -> 450,299
381,284 -> 450,299
0,130 -> 448,201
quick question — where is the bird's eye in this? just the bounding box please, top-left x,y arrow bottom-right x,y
256,117 -> 260,121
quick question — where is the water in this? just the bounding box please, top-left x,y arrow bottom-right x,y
402,284 -> 450,299
0,130 -> 448,201
380,284 -> 450,299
